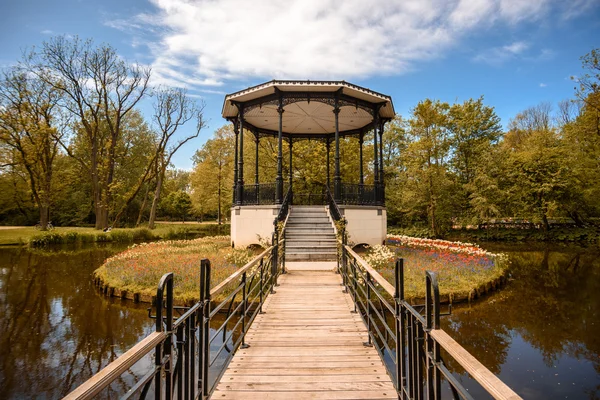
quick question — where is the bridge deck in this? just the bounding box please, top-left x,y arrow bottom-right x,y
213,266 -> 396,399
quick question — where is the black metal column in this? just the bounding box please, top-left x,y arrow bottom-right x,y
233,120 -> 239,204
359,132 -> 364,185
236,106 -> 244,205
379,120 -> 385,205
359,132 -> 364,204
373,108 -> 380,204
326,139 -> 331,188
276,95 -> 284,204
255,131 -> 259,205
334,96 -> 341,202
288,138 -> 293,203
254,131 -> 259,185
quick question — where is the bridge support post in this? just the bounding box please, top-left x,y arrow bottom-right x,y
198,259 -> 211,399
395,259 -> 406,395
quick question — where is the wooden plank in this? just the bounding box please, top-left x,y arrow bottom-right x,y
222,367 -> 389,376
212,390 -> 396,399
215,381 -> 395,391
228,361 -> 384,368
220,374 -> 387,383
431,329 -> 522,400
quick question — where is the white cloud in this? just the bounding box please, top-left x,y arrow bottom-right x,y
40,29 -> 54,35
105,0 -> 593,88
539,83 -> 547,87
473,41 -> 530,65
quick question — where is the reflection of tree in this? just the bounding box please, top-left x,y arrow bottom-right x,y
0,246 -> 155,399
440,243 -> 600,396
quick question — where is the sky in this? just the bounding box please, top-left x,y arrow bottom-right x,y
1,0 -> 599,170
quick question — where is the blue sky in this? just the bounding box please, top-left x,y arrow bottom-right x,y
1,0 -> 599,169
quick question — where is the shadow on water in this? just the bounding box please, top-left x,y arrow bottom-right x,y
439,243 -> 600,399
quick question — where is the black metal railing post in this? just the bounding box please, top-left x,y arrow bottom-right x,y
198,259 -> 211,399
241,271 -> 250,349
426,271 -> 441,399
341,222 -> 348,293
271,230 -> 278,294
364,271 -> 373,347
155,273 -> 174,400
395,259 -> 406,397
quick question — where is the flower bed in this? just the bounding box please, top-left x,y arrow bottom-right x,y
94,236 -> 255,305
365,235 -> 509,302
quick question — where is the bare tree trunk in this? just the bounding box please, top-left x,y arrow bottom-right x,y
148,168 -> 165,229
136,184 -> 151,226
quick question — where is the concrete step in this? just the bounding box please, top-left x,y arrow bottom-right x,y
287,217 -> 331,223
286,222 -> 333,228
286,253 -> 337,261
286,240 -> 337,246
286,244 -> 337,251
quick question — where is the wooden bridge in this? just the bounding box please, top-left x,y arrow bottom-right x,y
64,189 -> 521,400
214,265 -> 397,399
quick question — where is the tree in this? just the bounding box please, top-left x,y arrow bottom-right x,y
191,126 -> 234,224
0,68 -> 63,229
147,87 -> 205,229
27,35 -> 150,229
403,99 -> 454,236
501,105 -> 570,232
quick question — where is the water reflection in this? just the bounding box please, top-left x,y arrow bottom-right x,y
442,243 -> 600,399
0,245 -> 154,399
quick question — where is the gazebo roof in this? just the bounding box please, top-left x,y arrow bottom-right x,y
222,80 -> 395,138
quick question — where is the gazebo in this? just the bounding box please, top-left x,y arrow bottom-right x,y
222,80 -> 395,247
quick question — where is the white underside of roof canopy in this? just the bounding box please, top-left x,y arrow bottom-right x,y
244,101 -> 374,134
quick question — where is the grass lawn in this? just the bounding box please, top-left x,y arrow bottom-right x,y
0,223 -> 231,246
0,226 -> 98,245
94,236 -> 254,304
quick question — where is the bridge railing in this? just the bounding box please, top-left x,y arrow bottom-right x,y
64,242 -> 285,400
340,245 -> 521,400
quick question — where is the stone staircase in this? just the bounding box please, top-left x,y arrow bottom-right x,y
284,206 -> 337,261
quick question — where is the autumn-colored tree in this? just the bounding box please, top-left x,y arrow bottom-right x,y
0,68 -> 63,229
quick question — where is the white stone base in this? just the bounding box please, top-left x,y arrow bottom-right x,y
340,206 -> 387,247
231,205 -> 279,248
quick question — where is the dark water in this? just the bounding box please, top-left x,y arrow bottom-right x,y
0,243 -> 599,399
442,243 -> 600,399
0,244 -> 154,399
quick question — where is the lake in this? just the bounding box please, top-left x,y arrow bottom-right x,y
0,242 -> 598,399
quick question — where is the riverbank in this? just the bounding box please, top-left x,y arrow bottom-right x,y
0,223 -> 231,246
389,226 -> 600,243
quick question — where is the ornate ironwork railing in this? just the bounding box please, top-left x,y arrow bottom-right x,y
239,182 -> 384,206
339,183 -> 384,205
64,242 -> 285,400
240,183 -> 277,205
338,246 -> 521,400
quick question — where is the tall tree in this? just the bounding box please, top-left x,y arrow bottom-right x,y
26,35 -> 150,229
404,99 -> 453,236
0,68 -> 63,229
147,87 -> 205,229
191,126 -> 234,224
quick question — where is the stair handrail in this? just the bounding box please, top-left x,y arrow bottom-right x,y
323,183 -> 343,222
